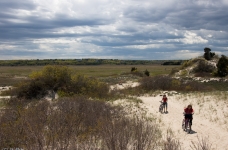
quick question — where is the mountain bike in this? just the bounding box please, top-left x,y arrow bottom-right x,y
182,116 -> 192,133
159,101 -> 164,113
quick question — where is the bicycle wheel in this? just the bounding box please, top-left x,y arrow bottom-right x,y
159,105 -> 163,113
183,119 -> 188,132
185,119 -> 191,133
188,120 -> 192,133
182,119 -> 185,130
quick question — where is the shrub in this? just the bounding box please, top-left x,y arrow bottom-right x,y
181,57 -> 205,70
180,80 -> 211,91
144,69 -> 150,76
70,75 -> 109,99
13,65 -> 109,99
139,76 -> 173,91
162,129 -> 182,150
192,60 -> 215,73
171,79 -> 181,89
169,67 -> 180,76
180,70 -> 188,76
131,67 -> 137,72
194,72 -> 212,77
191,136 -> 212,150
29,65 -> 72,91
0,96 -> 163,149
216,55 -> 228,77
139,76 -> 210,92
15,79 -> 47,99
131,71 -> 144,77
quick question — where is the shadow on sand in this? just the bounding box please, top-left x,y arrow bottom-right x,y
187,129 -> 197,134
162,111 -> 169,114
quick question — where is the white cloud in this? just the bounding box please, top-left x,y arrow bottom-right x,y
0,44 -> 16,50
0,0 -> 227,60
182,31 -> 208,44
33,38 -> 77,44
125,44 -> 161,50
161,50 -> 202,60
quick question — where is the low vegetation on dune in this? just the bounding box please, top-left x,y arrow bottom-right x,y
0,53 -> 228,149
172,54 -> 228,78
1,96 -> 186,149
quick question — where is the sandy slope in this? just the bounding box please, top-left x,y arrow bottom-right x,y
1,82 -> 228,149
139,95 -> 228,150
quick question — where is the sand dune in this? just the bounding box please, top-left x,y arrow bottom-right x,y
1,82 -> 228,149
139,94 -> 228,150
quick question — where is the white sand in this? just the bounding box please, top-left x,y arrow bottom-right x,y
110,81 -> 140,90
139,94 -> 228,150
0,86 -> 12,100
112,82 -> 228,149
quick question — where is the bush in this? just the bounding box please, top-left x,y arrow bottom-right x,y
180,70 -> 188,76
181,81 -> 205,91
181,57 -> 205,70
131,67 -> 137,72
169,67 -> 180,76
15,79 -> 47,99
139,76 -> 210,92
29,65 -> 72,91
194,72 -> 212,77
13,65 -> 109,99
131,71 -> 144,77
216,55 -> 228,77
0,97 -> 164,149
144,69 -> 150,76
70,75 -> 109,98
139,76 -> 173,91
192,60 -> 215,73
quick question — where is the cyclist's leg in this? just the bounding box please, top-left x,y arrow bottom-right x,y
184,115 -> 190,130
190,114 -> 193,125
163,102 -> 167,112
187,119 -> 191,132
162,102 -> 165,112
188,119 -> 191,133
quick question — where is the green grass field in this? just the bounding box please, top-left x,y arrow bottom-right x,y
0,66 -> 41,86
69,65 -> 177,77
0,65 -> 178,86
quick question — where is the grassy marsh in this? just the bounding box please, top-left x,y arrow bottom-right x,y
0,65 -> 178,86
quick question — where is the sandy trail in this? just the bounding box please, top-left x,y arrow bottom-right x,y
139,95 -> 228,150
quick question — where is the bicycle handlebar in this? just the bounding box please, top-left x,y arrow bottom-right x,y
183,112 -> 194,115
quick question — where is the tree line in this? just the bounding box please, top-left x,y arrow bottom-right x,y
0,59 -> 183,66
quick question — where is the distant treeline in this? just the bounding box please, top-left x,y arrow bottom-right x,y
0,59 -> 183,66
162,61 -> 182,65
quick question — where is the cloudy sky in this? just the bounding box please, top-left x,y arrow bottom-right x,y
0,0 -> 228,60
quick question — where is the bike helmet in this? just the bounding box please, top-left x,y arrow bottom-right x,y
187,104 -> 192,108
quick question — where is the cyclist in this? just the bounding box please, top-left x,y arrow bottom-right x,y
162,95 -> 168,113
184,104 -> 194,128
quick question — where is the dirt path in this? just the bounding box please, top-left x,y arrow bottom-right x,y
139,95 -> 228,150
